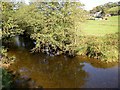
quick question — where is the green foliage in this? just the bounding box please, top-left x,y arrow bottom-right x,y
0,46 -> 7,57
12,2 -> 86,52
2,68 -> 13,88
77,33 -> 118,63
90,1 -> 119,15
107,6 -> 119,15
0,47 -> 15,64
1,2 -> 24,39
1,2 -> 14,21
2,17 -> 24,38
31,2 -> 86,50
1,1 -> 87,56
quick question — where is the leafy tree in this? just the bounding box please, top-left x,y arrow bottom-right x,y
30,2 -> 86,52
1,2 -> 24,39
1,1 -> 87,55
90,2 -> 119,15
107,6 -> 119,15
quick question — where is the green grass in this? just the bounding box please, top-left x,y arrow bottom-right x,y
76,16 -> 119,63
80,16 -> 119,36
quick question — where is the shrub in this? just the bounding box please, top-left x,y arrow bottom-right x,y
2,68 -> 14,89
77,33 -> 118,63
0,46 -> 15,65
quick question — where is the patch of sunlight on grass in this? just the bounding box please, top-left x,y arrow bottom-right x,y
79,16 -> 119,36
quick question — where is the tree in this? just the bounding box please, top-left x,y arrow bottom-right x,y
90,2 -> 119,15
1,1 -> 87,55
29,2 -> 86,53
107,6 -> 119,15
1,2 -> 24,39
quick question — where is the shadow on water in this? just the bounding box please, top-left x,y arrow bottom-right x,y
8,48 -> 88,88
6,35 -> 118,88
3,35 -> 35,50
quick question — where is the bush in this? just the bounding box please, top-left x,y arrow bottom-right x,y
2,68 -> 14,89
0,46 -> 15,65
107,6 -> 119,15
77,33 -> 118,63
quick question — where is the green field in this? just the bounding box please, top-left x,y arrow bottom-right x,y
76,16 -> 119,62
80,16 -> 119,36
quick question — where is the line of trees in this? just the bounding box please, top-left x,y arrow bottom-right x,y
1,1 -> 87,56
90,1 -> 120,16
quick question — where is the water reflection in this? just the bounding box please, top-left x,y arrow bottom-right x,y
9,48 -> 88,88
8,35 -> 35,49
14,36 -> 21,47
8,46 -> 118,88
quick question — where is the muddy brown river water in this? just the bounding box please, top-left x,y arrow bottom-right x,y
7,47 -> 119,88
6,36 -> 118,88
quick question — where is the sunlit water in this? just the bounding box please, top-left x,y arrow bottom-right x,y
7,36 -> 119,88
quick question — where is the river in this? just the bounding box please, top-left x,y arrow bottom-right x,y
7,36 -> 119,88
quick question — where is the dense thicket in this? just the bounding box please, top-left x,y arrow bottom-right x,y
1,2 -> 24,38
77,32 -> 118,63
1,2 -> 87,56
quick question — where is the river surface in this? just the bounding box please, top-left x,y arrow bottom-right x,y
7,36 -> 119,88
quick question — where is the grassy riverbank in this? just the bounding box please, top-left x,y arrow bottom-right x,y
77,16 -> 119,63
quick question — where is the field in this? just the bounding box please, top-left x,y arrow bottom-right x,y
76,16 -> 119,63
80,16 -> 119,36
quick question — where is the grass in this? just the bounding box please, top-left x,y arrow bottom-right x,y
79,16 -> 119,36
76,16 -> 119,63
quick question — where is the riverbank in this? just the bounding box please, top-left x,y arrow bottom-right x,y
76,32 -> 118,63
76,16 -> 118,63
1,44 -> 118,88
0,47 -> 15,89
0,47 -> 42,89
